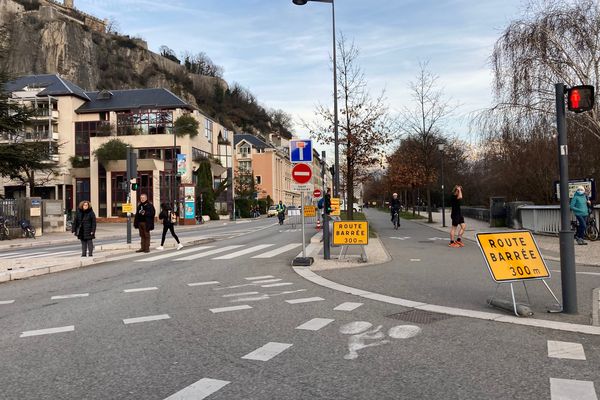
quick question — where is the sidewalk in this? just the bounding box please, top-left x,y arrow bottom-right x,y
0,218 -> 254,283
293,208 -> 600,334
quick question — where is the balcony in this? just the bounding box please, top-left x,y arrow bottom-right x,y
32,109 -> 59,121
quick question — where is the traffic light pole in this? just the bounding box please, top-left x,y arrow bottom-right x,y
555,83 -> 577,314
322,151 -> 330,260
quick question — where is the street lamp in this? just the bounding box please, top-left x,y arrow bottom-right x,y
438,144 -> 446,228
293,0 -> 339,198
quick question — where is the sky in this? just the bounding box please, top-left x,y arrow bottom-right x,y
74,0 -> 525,145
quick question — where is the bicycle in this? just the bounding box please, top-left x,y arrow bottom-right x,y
571,213 -> 598,242
392,209 -> 400,230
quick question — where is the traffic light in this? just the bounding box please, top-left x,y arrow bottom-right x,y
329,165 -> 335,177
131,182 -> 138,191
567,85 -> 595,113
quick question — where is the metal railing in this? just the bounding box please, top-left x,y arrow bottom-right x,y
519,205 -> 600,235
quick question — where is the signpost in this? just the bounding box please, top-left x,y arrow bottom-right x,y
330,197 -> 341,216
290,150 -> 314,267
290,139 -> 313,163
333,220 -> 369,261
476,231 -> 560,316
313,189 -> 322,198
304,205 -> 316,218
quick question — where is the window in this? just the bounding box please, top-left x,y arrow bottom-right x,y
76,178 -> 91,203
116,109 -> 173,136
192,147 -> 211,162
222,129 -> 229,140
255,176 -> 262,185
205,119 -> 213,142
239,144 -> 251,158
239,160 -> 251,173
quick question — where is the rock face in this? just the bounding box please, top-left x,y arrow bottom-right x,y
0,0 -> 224,106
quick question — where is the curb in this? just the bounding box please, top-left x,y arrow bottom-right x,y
0,237 -> 215,284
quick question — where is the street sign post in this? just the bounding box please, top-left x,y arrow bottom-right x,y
330,197 -> 340,216
291,162 -> 314,267
290,139 -> 313,163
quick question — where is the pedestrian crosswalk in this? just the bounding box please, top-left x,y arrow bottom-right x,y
0,250 -> 82,259
132,243 -> 300,262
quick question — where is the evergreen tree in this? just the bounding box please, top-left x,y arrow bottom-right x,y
196,160 -> 218,220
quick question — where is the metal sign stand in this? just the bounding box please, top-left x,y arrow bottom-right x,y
292,193 -> 314,267
338,245 -> 367,262
487,279 -> 562,317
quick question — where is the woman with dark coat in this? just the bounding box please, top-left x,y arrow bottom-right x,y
72,200 -> 97,257
156,203 -> 183,250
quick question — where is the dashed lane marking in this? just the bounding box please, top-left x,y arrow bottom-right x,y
334,302 -> 363,311
123,287 -> 158,293
135,246 -> 215,262
0,300 -> 15,305
251,243 -> 302,258
123,314 -> 170,325
188,281 -> 220,287
241,342 -> 293,361
163,377 -> 230,400
245,275 -> 275,280
262,282 -> 294,288
210,305 -> 253,313
51,293 -> 89,300
550,378 -> 598,400
175,245 -> 244,261
222,291 -> 260,298
251,278 -> 282,284
286,297 -> 324,304
296,318 -> 335,331
547,340 -> 586,360
20,325 -> 74,338
410,259 -> 421,262
212,244 -> 275,260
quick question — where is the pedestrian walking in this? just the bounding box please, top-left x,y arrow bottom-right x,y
133,193 -> 155,253
449,185 -> 466,248
570,185 -> 590,245
156,203 -> 183,250
71,200 -> 96,257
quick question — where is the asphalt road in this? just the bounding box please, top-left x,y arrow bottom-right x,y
0,216 -> 599,399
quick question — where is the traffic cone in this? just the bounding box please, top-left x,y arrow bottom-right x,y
316,219 -> 322,230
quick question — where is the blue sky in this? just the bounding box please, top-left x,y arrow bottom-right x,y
76,0 -> 524,143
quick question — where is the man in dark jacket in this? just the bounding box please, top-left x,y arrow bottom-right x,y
133,193 -> 155,253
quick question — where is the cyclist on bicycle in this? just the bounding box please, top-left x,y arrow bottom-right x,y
390,193 -> 401,223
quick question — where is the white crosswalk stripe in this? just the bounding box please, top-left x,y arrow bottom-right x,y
28,250 -> 80,259
286,297 -> 324,304
242,342 -> 293,361
550,378 -> 598,400
296,318 -> 335,331
334,302 -> 363,311
2,251 -> 48,259
135,246 -> 214,262
163,378 -> 230,400
212,244 -> 275,260
245,275 -> 274,280
251,243 -> 302,258
547,340 -> 586,360
175,245 -> 244,261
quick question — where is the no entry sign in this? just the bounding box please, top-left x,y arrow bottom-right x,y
313,189 -> 322,198
292,163 -> 312,184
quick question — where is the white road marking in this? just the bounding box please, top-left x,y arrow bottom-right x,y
251,243 -> 302,258
210,305 -> 252,313
410,259 -> 421,262
262,282 -> 294,288
0,252 -> 21,257
20,325 -> 74,338
245,275 -> 274,281
550,378 -> 598,400
334,302 -> 363,311
214,283 -> 256,290
212,244 -> 275,260
251,278 -> 282,284
390,237 -> 411,240
547,340 -> 586,360
222,291 -> 260,298
286,297 -> 324,304
123,314 -> 170,324
188,281 -> 220,287
163,377 -> 230,400
123,287 -> 158,293
135,246 -> 215,262
0,300 -> 15,305
296,318 -> 335,331
176,245 -> 244,261
551,269 -> 600,277
270,289 -> 307,296
28,250 -> 80,258
230,295 -> 270,302
51,293 -> 89,300
241,342 -> 293,361
3,251 -> 47,259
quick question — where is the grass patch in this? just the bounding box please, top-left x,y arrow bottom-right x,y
376,207 -> 426,220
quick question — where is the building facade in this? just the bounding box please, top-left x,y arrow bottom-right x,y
2,74 -> 232,218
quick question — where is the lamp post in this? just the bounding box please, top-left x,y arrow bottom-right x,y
292,0 -> 339,198
438,143 -> 446,228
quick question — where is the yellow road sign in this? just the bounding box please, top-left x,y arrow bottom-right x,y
122,203 -> 133,213
331,197 -> 340,216
304,205 -> 316,217
333,221 -> 369,245
476,230 -> 550,282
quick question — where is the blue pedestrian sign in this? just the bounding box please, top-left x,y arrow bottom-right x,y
290,139 -> 313,163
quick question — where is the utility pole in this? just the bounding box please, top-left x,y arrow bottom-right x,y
126,146 -> 137,244
322,150 -> 330,260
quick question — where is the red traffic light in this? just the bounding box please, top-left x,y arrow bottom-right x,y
567,85 -> 595,113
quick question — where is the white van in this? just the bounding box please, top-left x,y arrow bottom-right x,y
340,200 -> 362,212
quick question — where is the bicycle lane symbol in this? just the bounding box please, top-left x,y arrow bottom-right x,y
339,321 -> 421,360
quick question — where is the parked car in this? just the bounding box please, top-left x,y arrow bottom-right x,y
340,201 -> 363,213
267,206 -> 278,217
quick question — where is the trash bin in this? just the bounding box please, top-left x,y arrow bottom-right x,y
489,197 -> 506,227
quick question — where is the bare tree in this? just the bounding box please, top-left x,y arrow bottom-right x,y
306,34 -> 396,220
399,62 -> 457,222
181,51 -> 224,78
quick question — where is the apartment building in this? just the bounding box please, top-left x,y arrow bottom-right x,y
2,74 -> 232,218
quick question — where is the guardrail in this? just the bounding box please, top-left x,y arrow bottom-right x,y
519,205 -> 599,235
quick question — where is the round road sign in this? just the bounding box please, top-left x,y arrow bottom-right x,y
291,163 -> 312,184
313,189 -> 322,198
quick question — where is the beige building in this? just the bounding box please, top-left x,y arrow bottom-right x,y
2,74 -> 232,218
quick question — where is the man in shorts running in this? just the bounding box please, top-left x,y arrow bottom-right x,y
449,185 -> 465,248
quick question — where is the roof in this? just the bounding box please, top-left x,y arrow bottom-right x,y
234,133 -> 273,150
76,88 -> 192,113
4,74 -> 90,101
